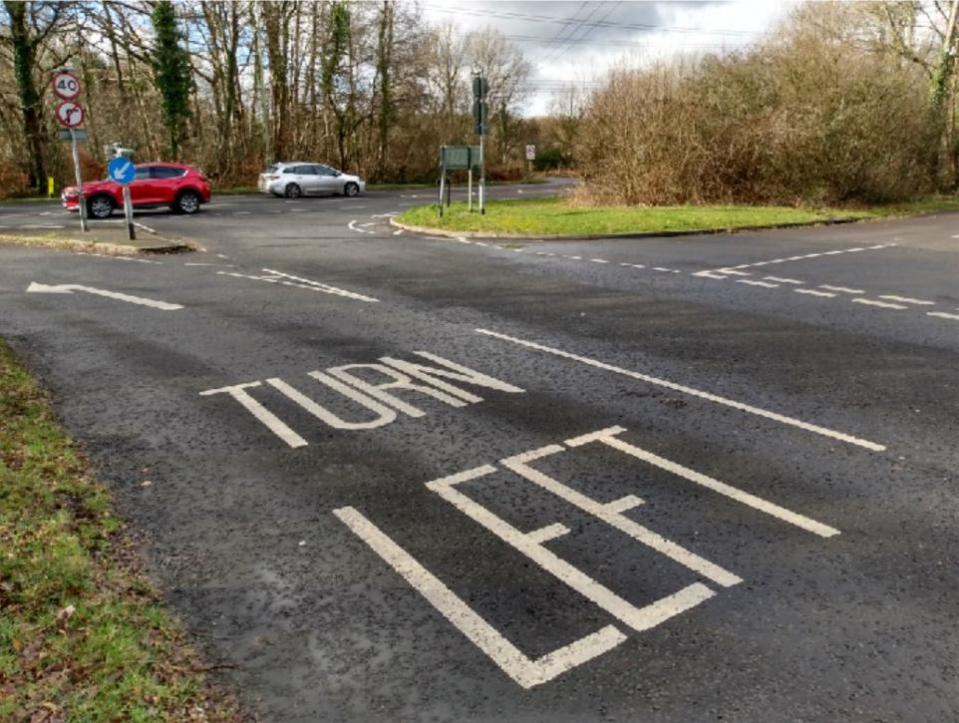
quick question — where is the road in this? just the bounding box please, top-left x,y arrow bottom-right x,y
1,183 -> 956,722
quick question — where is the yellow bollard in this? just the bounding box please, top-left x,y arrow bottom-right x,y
47,177 -> 54,198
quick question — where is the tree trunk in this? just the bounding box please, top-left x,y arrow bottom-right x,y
5,1 -> 46,191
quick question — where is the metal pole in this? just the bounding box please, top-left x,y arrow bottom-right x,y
479,133 -> 486,215
438,166 -> 445,218
70,129 -> 88,232
446,173 -> 451,207
123,185 -> 135,241
468,168 -> 473,212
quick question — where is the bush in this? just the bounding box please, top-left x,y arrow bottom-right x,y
577,11 -> 938,207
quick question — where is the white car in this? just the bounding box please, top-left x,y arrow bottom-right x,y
258,162 -> 366,199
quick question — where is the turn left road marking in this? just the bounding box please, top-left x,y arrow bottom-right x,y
26,282 -> 183,311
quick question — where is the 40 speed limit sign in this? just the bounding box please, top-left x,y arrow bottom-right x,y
51,70 -> 81,101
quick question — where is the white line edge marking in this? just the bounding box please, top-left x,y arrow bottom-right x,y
927,311 -> 959,320
567,427 -> 841,538
333,505 -> 627,689
794,289 -> 836,298
26,282 -> 183,310
474,328 -> 885,452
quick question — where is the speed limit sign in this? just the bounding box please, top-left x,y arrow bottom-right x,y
51,71 -> 81,100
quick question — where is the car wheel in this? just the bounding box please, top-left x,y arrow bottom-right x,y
343,182 -> 360,197
285,183 -> 302,199
175,190 -> 201,215
87,195 -> 114,219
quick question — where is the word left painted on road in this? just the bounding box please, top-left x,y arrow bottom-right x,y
199,351 -> 524,448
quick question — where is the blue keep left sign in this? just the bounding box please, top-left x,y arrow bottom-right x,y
107,157 -> 135,185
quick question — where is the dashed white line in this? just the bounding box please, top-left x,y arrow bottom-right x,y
736,279 -> 779,288
475,328 -> 885,451
590,258 -> 608,264
820,285 -> 863,294
852,298 -> 907,310
878,295 -> 935,306
764,276 -> 803,284
794,288 -> 836,298
928,311 -> 959,320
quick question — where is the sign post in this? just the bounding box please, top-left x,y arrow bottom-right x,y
53,70 -> 87,232
525,144 -> 535,180
107,156 -> 136,241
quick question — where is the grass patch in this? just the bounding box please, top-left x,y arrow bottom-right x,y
397,195 -> 959,237
0,340 -> 241,721
397,197 -> 870,236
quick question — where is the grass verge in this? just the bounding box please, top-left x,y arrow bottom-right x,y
396,196 -> 959,237
0,339 -> 242,721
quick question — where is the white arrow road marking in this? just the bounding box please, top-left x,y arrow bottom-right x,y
26,282 -> 183,310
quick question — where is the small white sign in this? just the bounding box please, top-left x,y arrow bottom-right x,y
525,144 -> 536,161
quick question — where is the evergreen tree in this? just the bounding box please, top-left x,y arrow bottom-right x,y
151,0 -> 191,159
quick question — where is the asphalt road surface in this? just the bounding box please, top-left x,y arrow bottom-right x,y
1,182 -> 956,722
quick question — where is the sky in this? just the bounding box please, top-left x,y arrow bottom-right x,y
418,0 -> 799,115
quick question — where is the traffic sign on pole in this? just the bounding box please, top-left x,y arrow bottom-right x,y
51,71 -> 81,101
55,101 -> 85,128
107,157 -> 136,185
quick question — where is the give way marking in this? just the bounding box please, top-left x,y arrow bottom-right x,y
26,282 -> 183,311
335,425 -> 839,689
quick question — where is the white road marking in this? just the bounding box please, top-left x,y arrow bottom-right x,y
502,446 -> 742,587
19,224 -> 64,229
199,382 -> 307,448
566,427 -> 840,538
333,506 -> 627,689
927,311 -> 959,320
878,295 -> 935,306
719,270 -> 751,276
567,255 -> 582,260
260,268 -> 379,302
26,282 -> 183,310
852,298 -> 907,310
218,269 -> 379,303
427,467 -> 716,634
475,328 -> 885,451
76,251 -> 161,265
794,288 -> 836,298
820,285 -> 863,294
184,262 -> 218,266
703,244 -> 895,275
736,279 -> 779,288
590,258 -> 608,264
652,267 -> 673,272
764,276 -> 803,284
393,229 -> 404,235
692,270 -> 727,280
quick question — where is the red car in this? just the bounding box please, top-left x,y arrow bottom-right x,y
62,162 -> 211,219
